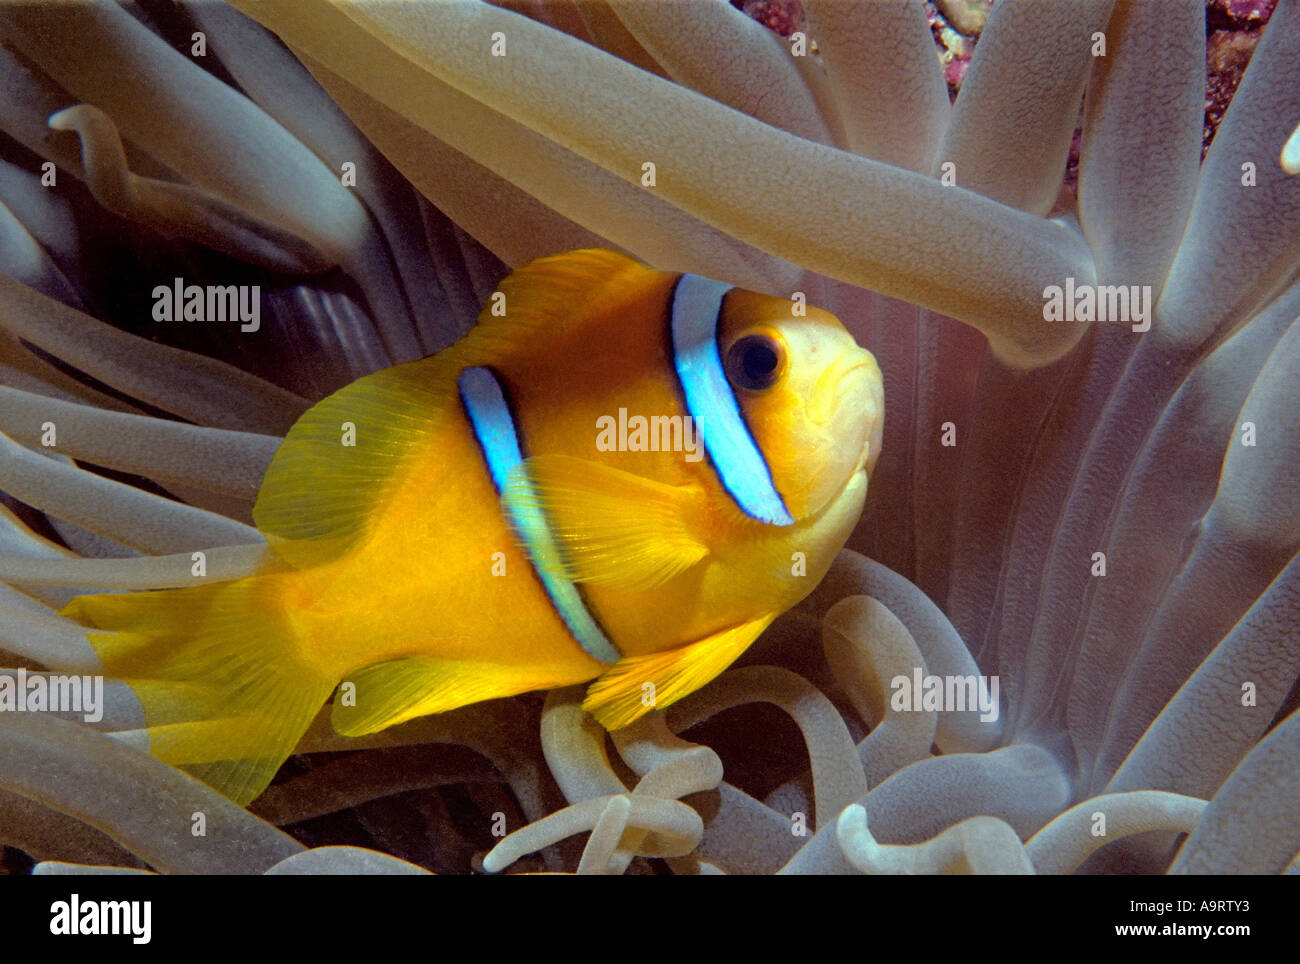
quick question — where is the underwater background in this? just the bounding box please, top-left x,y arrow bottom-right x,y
0,0 -> 1297,875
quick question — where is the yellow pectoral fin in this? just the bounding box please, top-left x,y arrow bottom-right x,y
502,454 -> 710,591
582,613 -> 776,730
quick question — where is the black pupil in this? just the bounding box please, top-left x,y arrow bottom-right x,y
743,341 -> 779,380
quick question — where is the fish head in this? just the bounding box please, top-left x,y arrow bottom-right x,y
718,289 -> 884,521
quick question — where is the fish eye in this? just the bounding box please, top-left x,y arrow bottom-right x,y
725,332 -> 786,392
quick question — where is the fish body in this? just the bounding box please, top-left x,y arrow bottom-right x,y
64,249 -> 883,804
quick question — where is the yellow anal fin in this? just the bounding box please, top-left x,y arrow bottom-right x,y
330,657 -> 582,737
503,454 -> 711,591
583,613 -> 776,730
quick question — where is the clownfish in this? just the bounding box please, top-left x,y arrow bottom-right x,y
62,250 -> 884,805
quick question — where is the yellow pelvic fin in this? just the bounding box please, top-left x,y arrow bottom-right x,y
251,358 -> 456,568
503,454 -> 711,591
582,613 -> 776,729
61,581 -> 335,807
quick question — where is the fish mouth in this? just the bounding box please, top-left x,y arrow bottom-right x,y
811,357 -> 873,423
811,349 -> 883,475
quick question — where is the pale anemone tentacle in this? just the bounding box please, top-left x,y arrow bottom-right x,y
574,794 -> 632,875
186,0 -> 457,353
0,713 -> 305,874
1169,709 -> 1300,874
801,0 -> 950,170
258,0 -> 797,292
1096,318 -> 1300,778
273,286 -> 396,388
1158,0 -> 1300,350
978,0 -> 1207,676
1069,290 -> 1300,784
897,308 -> 988,608
971,0 -> 1213,724
0,196 -> 84,308
0,275 -> 309,435
700,781 -> 804,875
0,385 -> 279,500
249,750 -> 511,827
1108,551 -> 1300,797
999,4 -> 1300,738
1283,119 -> 1300,173
0,602 -> 102,673
599,714 -> 725,874
837,803 -> 1034,875
0,0 -> 426,363
960,332 -> 1138,733
605,0 -> 834,146
295,56 -> 613,277
805,549 -> 998,752
944,347 -> 1080,670
668,665 -> 869,830
568,0 -> 670,79
299,701 -> 556,831
611,712 -> 725,799
0,543 -> 273,590
48,105 -> 333,275
0,45 -> 90,179
819,595 -> 938,788
1024,791 -> 1207,875
541,686 -> 628,804
481,792 -> 703,873
0,503 -> 94,611
780,744 -> 1070,874
0,787 -> 138,869
0,1 -> 365,265
1077,0 -> 1204,294
34,862 -> 153,875
933,0 -> 1115,215
264,846 -> 431,875
0,430 -> 262,554
0,160 -> 92,304
539,693 -> 786,875
0,671 -> 141,732
228,0 -> 1098,368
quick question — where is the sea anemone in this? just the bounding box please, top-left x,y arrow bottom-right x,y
0,0 -> 1296,875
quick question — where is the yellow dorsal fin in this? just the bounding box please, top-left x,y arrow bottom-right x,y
503,455 -> 711,591
583,613 -> 776,729
476,248 -> 650,334
252,358 -> 456,568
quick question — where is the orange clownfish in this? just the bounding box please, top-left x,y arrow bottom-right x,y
62,249 -> 884,805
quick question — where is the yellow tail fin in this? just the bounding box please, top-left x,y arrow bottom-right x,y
61,578 -> 335,807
